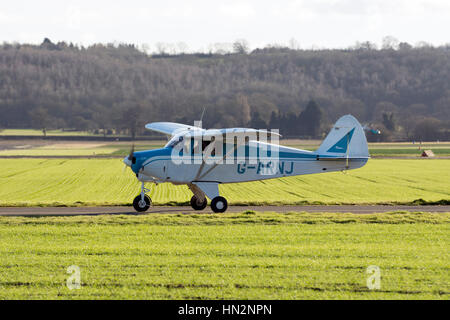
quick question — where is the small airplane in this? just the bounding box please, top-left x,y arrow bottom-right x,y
123,114 -> 369,213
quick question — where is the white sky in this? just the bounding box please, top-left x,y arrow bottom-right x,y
1,0 -> 449,51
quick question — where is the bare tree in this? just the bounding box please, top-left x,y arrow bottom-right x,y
176,42 -> 189,54
155,42 -> 168,55
29,107 -> 50,137
232,39 -> 249,54
210,42 -> 233,54
415,41 -> 432,48
413,117 -> 443,141
355,41 -> 377,50
382,36 -> 399,50
236,94 -> 251,126
140,43 -> 151,54
289,38 -> 300,50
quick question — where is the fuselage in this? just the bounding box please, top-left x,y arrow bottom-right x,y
124,141 -> 368,185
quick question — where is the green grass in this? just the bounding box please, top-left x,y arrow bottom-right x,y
107,144 -> 168,156
0,142 -> 166,156
0,129 -> 100,136
0,212 -> 448,299
367,143 -> 450,157
369,147 -> 450,157
0,129 -> 164,139
1,141 -> 450,157
370,149 -> 450,155
0,147 -> 119,156
284,143 -> 450,157
0,159 -> 449,207
3,146 -> 449,157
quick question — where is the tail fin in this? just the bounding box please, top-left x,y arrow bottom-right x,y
316,115 -> 369,158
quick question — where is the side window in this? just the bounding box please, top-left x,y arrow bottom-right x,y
166,135 -> 184,148
202,140 -> 211,152
202,139 -> 216,156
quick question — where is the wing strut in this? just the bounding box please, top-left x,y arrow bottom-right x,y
195,141 -> 239,181
346,132 -> 350,170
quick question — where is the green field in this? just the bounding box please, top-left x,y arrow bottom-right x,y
0,129 -> 100,136
0,147 -> 119,156
366,143 -> 450,157
116,143 -> 450,157
0,159 -> 449,207
0,141 -> 166,156
0,212 -> 448,299
0,154 -> 448,300
1,141 -> 450,157
290,143 -> 450,157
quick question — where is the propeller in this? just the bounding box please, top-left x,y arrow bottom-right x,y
128,143 -> 135,161
123,143 -> 135,172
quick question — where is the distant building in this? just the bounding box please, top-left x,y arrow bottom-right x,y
421,150 -> 435,157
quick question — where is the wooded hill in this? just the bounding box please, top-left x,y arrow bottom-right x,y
0,39 -> 449,141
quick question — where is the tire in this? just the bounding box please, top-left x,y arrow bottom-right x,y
133,194 -> 151,212
211,196 -> 228,213
190,195 -> 207,210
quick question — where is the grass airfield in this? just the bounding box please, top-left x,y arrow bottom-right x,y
0,158 -> 448,207
1,140 -> 450,157
0,212 -> 448,299
0,139 -> 448,300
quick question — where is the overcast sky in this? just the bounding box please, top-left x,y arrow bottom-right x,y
1,0 -> 449,51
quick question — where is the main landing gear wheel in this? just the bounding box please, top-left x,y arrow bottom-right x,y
190,195 -> 207,210
133,194 -> 151,212
211,196 -> 228,213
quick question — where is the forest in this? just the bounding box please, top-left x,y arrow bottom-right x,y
0,38 -> 449,141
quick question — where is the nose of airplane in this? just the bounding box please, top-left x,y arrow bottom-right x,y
123,156 -> 132,167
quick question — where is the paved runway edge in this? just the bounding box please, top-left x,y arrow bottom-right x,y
0,205 -> 449,216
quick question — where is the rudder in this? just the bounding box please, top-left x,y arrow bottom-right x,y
316,115 -> 369,158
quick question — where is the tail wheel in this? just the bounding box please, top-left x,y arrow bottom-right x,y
190,195 -> 207,210
133,194 -> 151,212
211,196 -> 228,213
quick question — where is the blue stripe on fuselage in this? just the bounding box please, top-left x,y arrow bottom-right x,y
131,148 -> 172,173
131,144 -> 361,174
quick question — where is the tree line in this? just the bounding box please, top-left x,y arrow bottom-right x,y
0,38 -> 449,141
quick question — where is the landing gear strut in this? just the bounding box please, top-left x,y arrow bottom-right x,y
133,182 -> 152,212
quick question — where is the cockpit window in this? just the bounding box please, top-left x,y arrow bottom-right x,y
165,135 -> 184,148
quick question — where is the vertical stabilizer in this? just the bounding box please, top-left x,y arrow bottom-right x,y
316,115 -> 369,158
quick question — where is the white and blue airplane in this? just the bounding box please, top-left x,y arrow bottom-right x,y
123,115 -> 369,213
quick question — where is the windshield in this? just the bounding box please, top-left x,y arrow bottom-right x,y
165,135 -> 184,148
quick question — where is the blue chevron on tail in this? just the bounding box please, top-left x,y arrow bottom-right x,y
326,127 -> 355,153
316,115 -> 369,159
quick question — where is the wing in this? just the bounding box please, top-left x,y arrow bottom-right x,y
145,122 -> 203,137
147,123 -> 281,142
191,128 -> 281,143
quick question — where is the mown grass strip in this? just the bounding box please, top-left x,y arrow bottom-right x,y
1,211 -> 448,226
0,159 -> 449,207
0,212 -> 448,299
